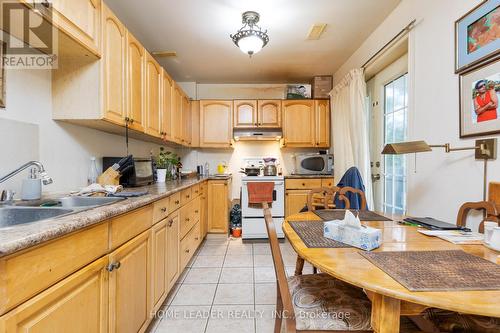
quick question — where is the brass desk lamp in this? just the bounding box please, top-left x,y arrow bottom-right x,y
381,138 -> 497,200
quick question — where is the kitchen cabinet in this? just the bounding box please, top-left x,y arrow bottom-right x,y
166,211 -> 180,290
182,95 -> 192,146
285,177 -> 335,217
200,182 -> 208,239
200,100 -> 233,148
161,73 -> 173,141
0,257 -> 109,333
315,100 -> 330,148
234,100 -> 257,128
144,53 -> 163,138
126,31 -> 145,132
191,100 -> 200,147
258,100 -> 282,128
172,84 -> 183,144
207,179 -> 232,233
282,100 -> 315,147
151,219 -> 168,312
108,230 -> 152,333
102,4 -> 127,126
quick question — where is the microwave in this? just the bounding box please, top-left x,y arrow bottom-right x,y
294,154 -> 333,175
103,157 -> 154,187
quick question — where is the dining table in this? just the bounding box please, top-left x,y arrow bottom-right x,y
282,211 -> 500,333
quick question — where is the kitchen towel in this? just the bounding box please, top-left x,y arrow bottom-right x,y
247,182 -> 274,204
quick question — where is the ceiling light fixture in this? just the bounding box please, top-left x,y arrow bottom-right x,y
230,11 -> 269,57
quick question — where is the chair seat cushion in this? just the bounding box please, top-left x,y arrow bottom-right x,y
287,273 -> 372,331
423,308 -> 500,333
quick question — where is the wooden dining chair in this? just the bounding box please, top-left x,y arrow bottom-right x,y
337,186 -> 367,210
296,187 -> 341,276
456,201 -> 499,233
262,203 -> 373,333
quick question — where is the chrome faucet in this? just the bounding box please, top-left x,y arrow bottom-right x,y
0,161 -> 53,203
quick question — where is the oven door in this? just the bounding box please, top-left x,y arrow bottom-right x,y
241,181 -> 284,217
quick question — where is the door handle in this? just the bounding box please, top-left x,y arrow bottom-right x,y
371,174 -> 381,182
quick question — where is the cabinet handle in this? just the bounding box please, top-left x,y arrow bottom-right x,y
185,249 -> 190,253
168,219 -> 174,227
106,262 -> 121,272
175,200 -> 180,205
195,237 -> 199,241
302,183 -> 306,186
195,210 -> 199,213
129,118 -> 134,124
161,207 -> 167,213
186,218 -> 190,222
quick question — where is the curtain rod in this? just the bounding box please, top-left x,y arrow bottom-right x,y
362,19 -> 416,69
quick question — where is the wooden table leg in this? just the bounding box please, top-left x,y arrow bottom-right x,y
371,293 -> 401,333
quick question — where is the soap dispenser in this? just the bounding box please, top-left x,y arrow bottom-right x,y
21,168 -> 42,200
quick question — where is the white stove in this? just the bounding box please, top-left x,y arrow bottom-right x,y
241,175 -> 285,239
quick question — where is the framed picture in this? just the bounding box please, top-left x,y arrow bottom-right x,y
460,58 -> 500,138
455,0 -> 500,74
286,84 -> 311,99
0,41 -> 4,108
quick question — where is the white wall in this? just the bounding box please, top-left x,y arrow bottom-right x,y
0,68 -> 167,195
335,0 -> 496,227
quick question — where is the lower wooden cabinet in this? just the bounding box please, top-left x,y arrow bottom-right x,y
285,177 -> 335,217
207,179 -> 232,233
151,219 -> 168,312
200,182 -> 208,239
0,256 -> 109,333
285,189 -> 310,217
108,230 -> 152,333
166,211 -> 180,290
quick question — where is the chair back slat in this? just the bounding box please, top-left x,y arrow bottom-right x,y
307,187 -> 340,211
338,186 -> 367,210
456,201 -> 499,233
262,202 -> 296,332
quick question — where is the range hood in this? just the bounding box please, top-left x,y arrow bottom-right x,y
233,128 -> 282,141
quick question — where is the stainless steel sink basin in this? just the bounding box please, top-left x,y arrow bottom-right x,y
58,196 -> 125,208
0,207 -> 74,228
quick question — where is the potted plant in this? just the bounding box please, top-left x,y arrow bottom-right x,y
155,147 -> 169,182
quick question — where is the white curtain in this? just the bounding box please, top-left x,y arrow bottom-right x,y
330,68 -> 374,208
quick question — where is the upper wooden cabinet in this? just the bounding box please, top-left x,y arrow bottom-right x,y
161,74 -> 173,141
258,100 -> 282,128
171,84 -> 183,144
315,100 -> 330,148
126,32 -> 145,132
182,95 -> 192,146
199,100 -> 233,148
282,100 -> 315,147
234,100 -> 257,128
102,5 -> 127,126
144,53 -> 162,138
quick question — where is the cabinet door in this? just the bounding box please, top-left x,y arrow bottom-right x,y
315,100 -> 330,148
109,230 -> 152,333
171,85 -> 183,144
102,5 -> 126,125
166,212 -> 180,290
126,32 -> 145,132
282,100 -> 315,147
51,0 -> 101,56
233,100 -> 257,128
144,53 -> 162,138
207,180 -> 229,233
258,100 -> 282,128
200,182 -> 208,239
285,190 -> 310,217
200,100 -> 233,148
182,95 -> 192,146
0,257 -> 108,333
151,220 -> 167,312
162,74 -> 173,141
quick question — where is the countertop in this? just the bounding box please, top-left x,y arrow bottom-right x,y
284,174 -> 334,179
0,175 -> 231,258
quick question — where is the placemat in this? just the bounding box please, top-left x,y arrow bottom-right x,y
314,209 -> 392,222
360,250 -> 500,291
288,221 -> 351,248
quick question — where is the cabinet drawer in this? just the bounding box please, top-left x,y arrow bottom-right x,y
0,222 -> 109,316
285,179 -> 322,190
180,223 -> 201,270
191,184 -> 201,197
180,188 -> 192,205
192,197 -> 201,223
321,178 -> 335,188
110,205 -> 153,250
153,197 -> 170,223
169,192 -> 181,212
180,201 -> 196,239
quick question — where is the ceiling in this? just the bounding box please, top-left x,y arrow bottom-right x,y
105,0 -> 400,83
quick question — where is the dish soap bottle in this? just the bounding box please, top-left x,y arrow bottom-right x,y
87,157 -> 98,185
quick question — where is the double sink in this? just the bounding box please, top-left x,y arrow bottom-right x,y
0,196 -> 125,228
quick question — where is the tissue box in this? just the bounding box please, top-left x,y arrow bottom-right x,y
324,220 -> 382,251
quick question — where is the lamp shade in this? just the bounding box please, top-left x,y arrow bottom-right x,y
381,141 -> 432,155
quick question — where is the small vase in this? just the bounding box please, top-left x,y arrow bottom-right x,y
156,169 -> 167,183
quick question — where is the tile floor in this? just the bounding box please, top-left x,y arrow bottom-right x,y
147,234 -> 314,333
